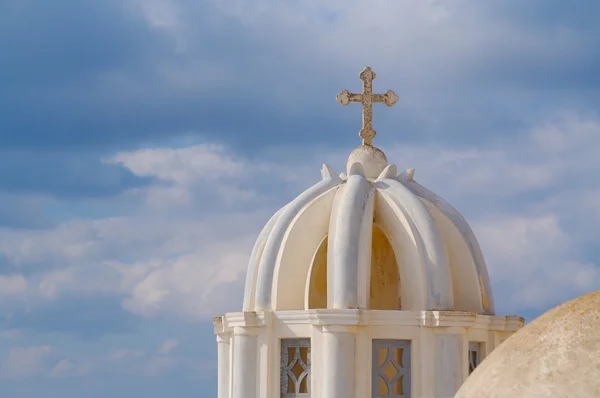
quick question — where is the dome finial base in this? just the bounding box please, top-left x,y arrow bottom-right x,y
346,144 -> 388,179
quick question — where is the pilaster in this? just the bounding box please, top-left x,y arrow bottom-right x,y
231,317 -> 261,398
216,333 -> 231,398
214,316 -> 231,398
316,310 -> 360,398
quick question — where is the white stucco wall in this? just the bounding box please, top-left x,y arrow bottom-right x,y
214,310 -> 523,398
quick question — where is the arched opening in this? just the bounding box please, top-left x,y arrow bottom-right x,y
424,202 -> 484,313
307,235 -> 328,309
370,226 -> 401,310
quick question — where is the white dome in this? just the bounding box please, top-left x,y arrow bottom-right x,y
455,290 -> 600,398
242,158 -> 495,315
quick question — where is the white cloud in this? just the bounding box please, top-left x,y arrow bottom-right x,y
128,0 -> 188,52
107,144 -> 259,208
121,0 -> 598,115
157,338 -> 179,355
38,264 -> 122,301
51,358 -> 92,378
1,113 -> 600,322
0,216 -> 230,268
0,346 -> 91,380
109,144 -> 245,184
0,274 -> 28,296
472,214 -> 580,312
0,329 -> 24,339
1,2 -> 598,393
384,113 -> 600,200
103,345 -> 184,376
144,356 -> 178,375
120,240 -> 251,319
0,204 -> 265,320
38,267 -> 78,300
107,349 -> 146,362
0,346 -> 52,379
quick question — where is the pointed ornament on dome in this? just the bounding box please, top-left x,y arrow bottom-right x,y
320,164 -> 341,181
336,66 -> 399,146
376,164 -> 398,181
398,167 -> 415,182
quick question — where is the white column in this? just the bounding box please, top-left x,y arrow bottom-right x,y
419,329 -> 436,398
321,325 -> 356,398
231,326 -> 258,398
435,334 -> 463,397
216,333 -> 231,398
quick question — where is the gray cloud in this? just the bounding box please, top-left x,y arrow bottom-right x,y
8,298 -> 140,341
0,150 -> 152,199
2,0 -> 599,153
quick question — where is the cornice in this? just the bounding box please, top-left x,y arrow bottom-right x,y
216,310 -> 525,333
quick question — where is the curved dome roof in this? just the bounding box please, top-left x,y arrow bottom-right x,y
455,290 -> 600,398
242,147 -> 494,315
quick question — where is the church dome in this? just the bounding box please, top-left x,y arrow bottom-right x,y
455,290 -> 600,398
242,155 -> 495,315
216,67 -> 526,398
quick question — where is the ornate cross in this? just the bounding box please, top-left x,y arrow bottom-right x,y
336,66 -> 399,146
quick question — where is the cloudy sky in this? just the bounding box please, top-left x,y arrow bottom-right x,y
1,0 -> 600,396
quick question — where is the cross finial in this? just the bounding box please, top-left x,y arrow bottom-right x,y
336,66 -> 398,146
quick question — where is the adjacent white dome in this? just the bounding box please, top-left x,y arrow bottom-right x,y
242,154 -> 495,315
455,290 -> 600,398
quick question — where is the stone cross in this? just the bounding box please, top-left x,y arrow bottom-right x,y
336,67 -> 399,146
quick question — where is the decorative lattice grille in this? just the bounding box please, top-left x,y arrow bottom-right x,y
372,339 -> 411,398
468,342 -> 482,374
280,338 -> 311,397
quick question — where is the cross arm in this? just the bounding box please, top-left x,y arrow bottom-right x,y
373,90 -> 399,107
336,89 -> 363,106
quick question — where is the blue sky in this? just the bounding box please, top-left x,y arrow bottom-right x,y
1,0 -> 600,396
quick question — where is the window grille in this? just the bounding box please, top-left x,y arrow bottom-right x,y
372,339 -> 411,397
468,342 -> 482,374
280,338 -> 311,397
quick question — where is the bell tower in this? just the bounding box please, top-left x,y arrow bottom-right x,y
213,67 -> 523,398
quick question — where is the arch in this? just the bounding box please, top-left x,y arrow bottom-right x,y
272,187 -> 338,310
306,235 -> 328,309
254,172 -> 341,311
242,206 -> 285,311
375,178 -> 454,310
369,226 -> 401,310
424,202 -> 484,313
403,178 -> 495,314
374,189 -> 427,310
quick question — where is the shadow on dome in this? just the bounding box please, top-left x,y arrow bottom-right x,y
307,226 -> 402,311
